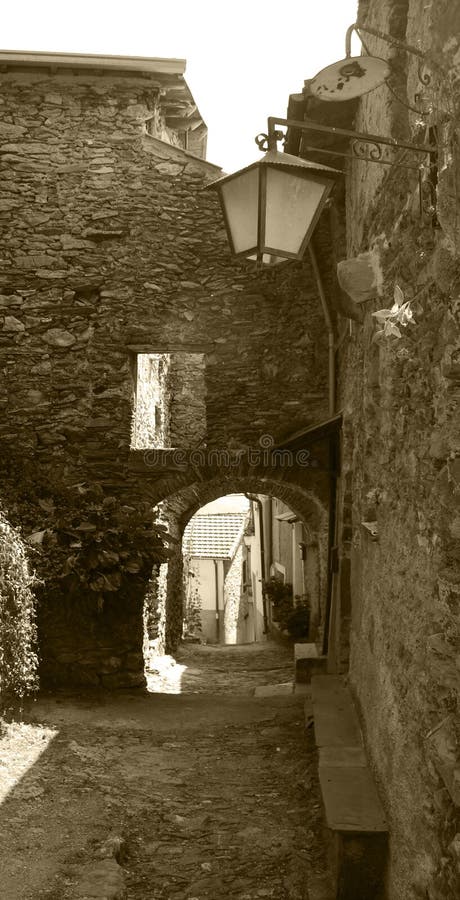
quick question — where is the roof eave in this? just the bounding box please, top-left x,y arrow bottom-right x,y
0,49 -> 187,76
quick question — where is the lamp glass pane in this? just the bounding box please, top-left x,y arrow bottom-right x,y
220,168 -> 259,254
264,167 -> 328,255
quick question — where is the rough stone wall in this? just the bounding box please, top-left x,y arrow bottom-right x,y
347,0 -> 411,249
167,352 -> 206,448
0,67 -> 331,476
0,64 -> 333,685
337,2 -> 460,897
303,527 -> 322,640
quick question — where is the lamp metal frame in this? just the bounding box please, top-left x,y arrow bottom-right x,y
212,158 -> 338,264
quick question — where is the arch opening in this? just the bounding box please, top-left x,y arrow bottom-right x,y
143,472 -> 330,689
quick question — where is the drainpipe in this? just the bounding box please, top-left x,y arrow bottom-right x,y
308,243 -> 335,416
213,559 -> 220,643
322,435 -> 338,657
266,496 -> 273,577
307,243 -> 338,657
245,494 -> 268,634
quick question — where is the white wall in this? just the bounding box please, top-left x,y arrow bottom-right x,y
187,557 -> 223,643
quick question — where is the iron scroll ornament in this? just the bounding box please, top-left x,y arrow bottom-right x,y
351,138 -> 383,162
255,133 -> 269,151
255,130 -> 286,151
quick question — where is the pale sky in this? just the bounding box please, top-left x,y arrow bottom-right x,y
2,0 -> 359,171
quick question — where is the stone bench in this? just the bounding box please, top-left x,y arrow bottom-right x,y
294,642 -> 327,683
310,675 -> 388,900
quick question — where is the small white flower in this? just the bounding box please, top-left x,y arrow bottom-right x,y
372,307 -> 397,322
372,284 -> 416,341
398,303 -> 413,325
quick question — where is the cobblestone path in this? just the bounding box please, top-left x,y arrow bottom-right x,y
0,642 -> 332,899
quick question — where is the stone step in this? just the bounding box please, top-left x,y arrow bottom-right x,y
310,675 -> 388,900
318,762 -> 387,832
311,674 -> 362,747
294,642 -> 327,683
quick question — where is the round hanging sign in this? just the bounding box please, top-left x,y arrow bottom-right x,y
309,56 -> 391,102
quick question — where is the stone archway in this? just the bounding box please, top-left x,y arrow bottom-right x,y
143,469 -> 329,655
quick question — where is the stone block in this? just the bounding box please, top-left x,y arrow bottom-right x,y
336,251 -> 381,305
295,642 -> 327,683
3,316 -> 24,332
311,676 -> 388,899
319,746 -> 367,768
311,675 -> 363,747
319,765 -> 387,832
43,328 -> 76,347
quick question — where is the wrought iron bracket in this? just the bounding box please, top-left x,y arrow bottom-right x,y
346,21 -> 445,89
262,116 -> 437,169
255,115 -> 438,221
255,130 -> 284,152
346,22 -> 426,63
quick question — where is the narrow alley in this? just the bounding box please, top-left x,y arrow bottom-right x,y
1,5 -> 459,898
0,643 -> 332,900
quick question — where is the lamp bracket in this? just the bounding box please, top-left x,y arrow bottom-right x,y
347,22 -> 426,61
261,116 -> 437,174
346,21 -> 444,88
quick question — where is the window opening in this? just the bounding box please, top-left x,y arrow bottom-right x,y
131,351 -> 206,449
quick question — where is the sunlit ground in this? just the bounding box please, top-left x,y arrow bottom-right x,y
145,652 -> 188,693
145,640 -> 296,696
0,720 -> 58,804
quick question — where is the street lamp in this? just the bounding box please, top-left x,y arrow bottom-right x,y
205,148 -> 341,267
207,114 -> 437,268
206,21 -> 439,268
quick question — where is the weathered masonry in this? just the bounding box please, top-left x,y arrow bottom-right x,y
0,51 -> 338,687
1,4 -> 459,897
282,2 -> 459,898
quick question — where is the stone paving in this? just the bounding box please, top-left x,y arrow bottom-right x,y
0,641 -> 332,899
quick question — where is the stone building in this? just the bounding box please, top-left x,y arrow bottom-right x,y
0,1 -> 459,897
0,48 -> 335,689
282,2 -> 459,898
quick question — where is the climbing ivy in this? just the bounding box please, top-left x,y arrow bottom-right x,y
0,456 -> 171,678
0,510 -> 38,699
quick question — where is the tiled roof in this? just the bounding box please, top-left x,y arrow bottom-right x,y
183,513 -> 247,559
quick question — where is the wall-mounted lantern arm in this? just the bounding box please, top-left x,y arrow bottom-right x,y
260,116 -> 437,172
345,21 -> 427,62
